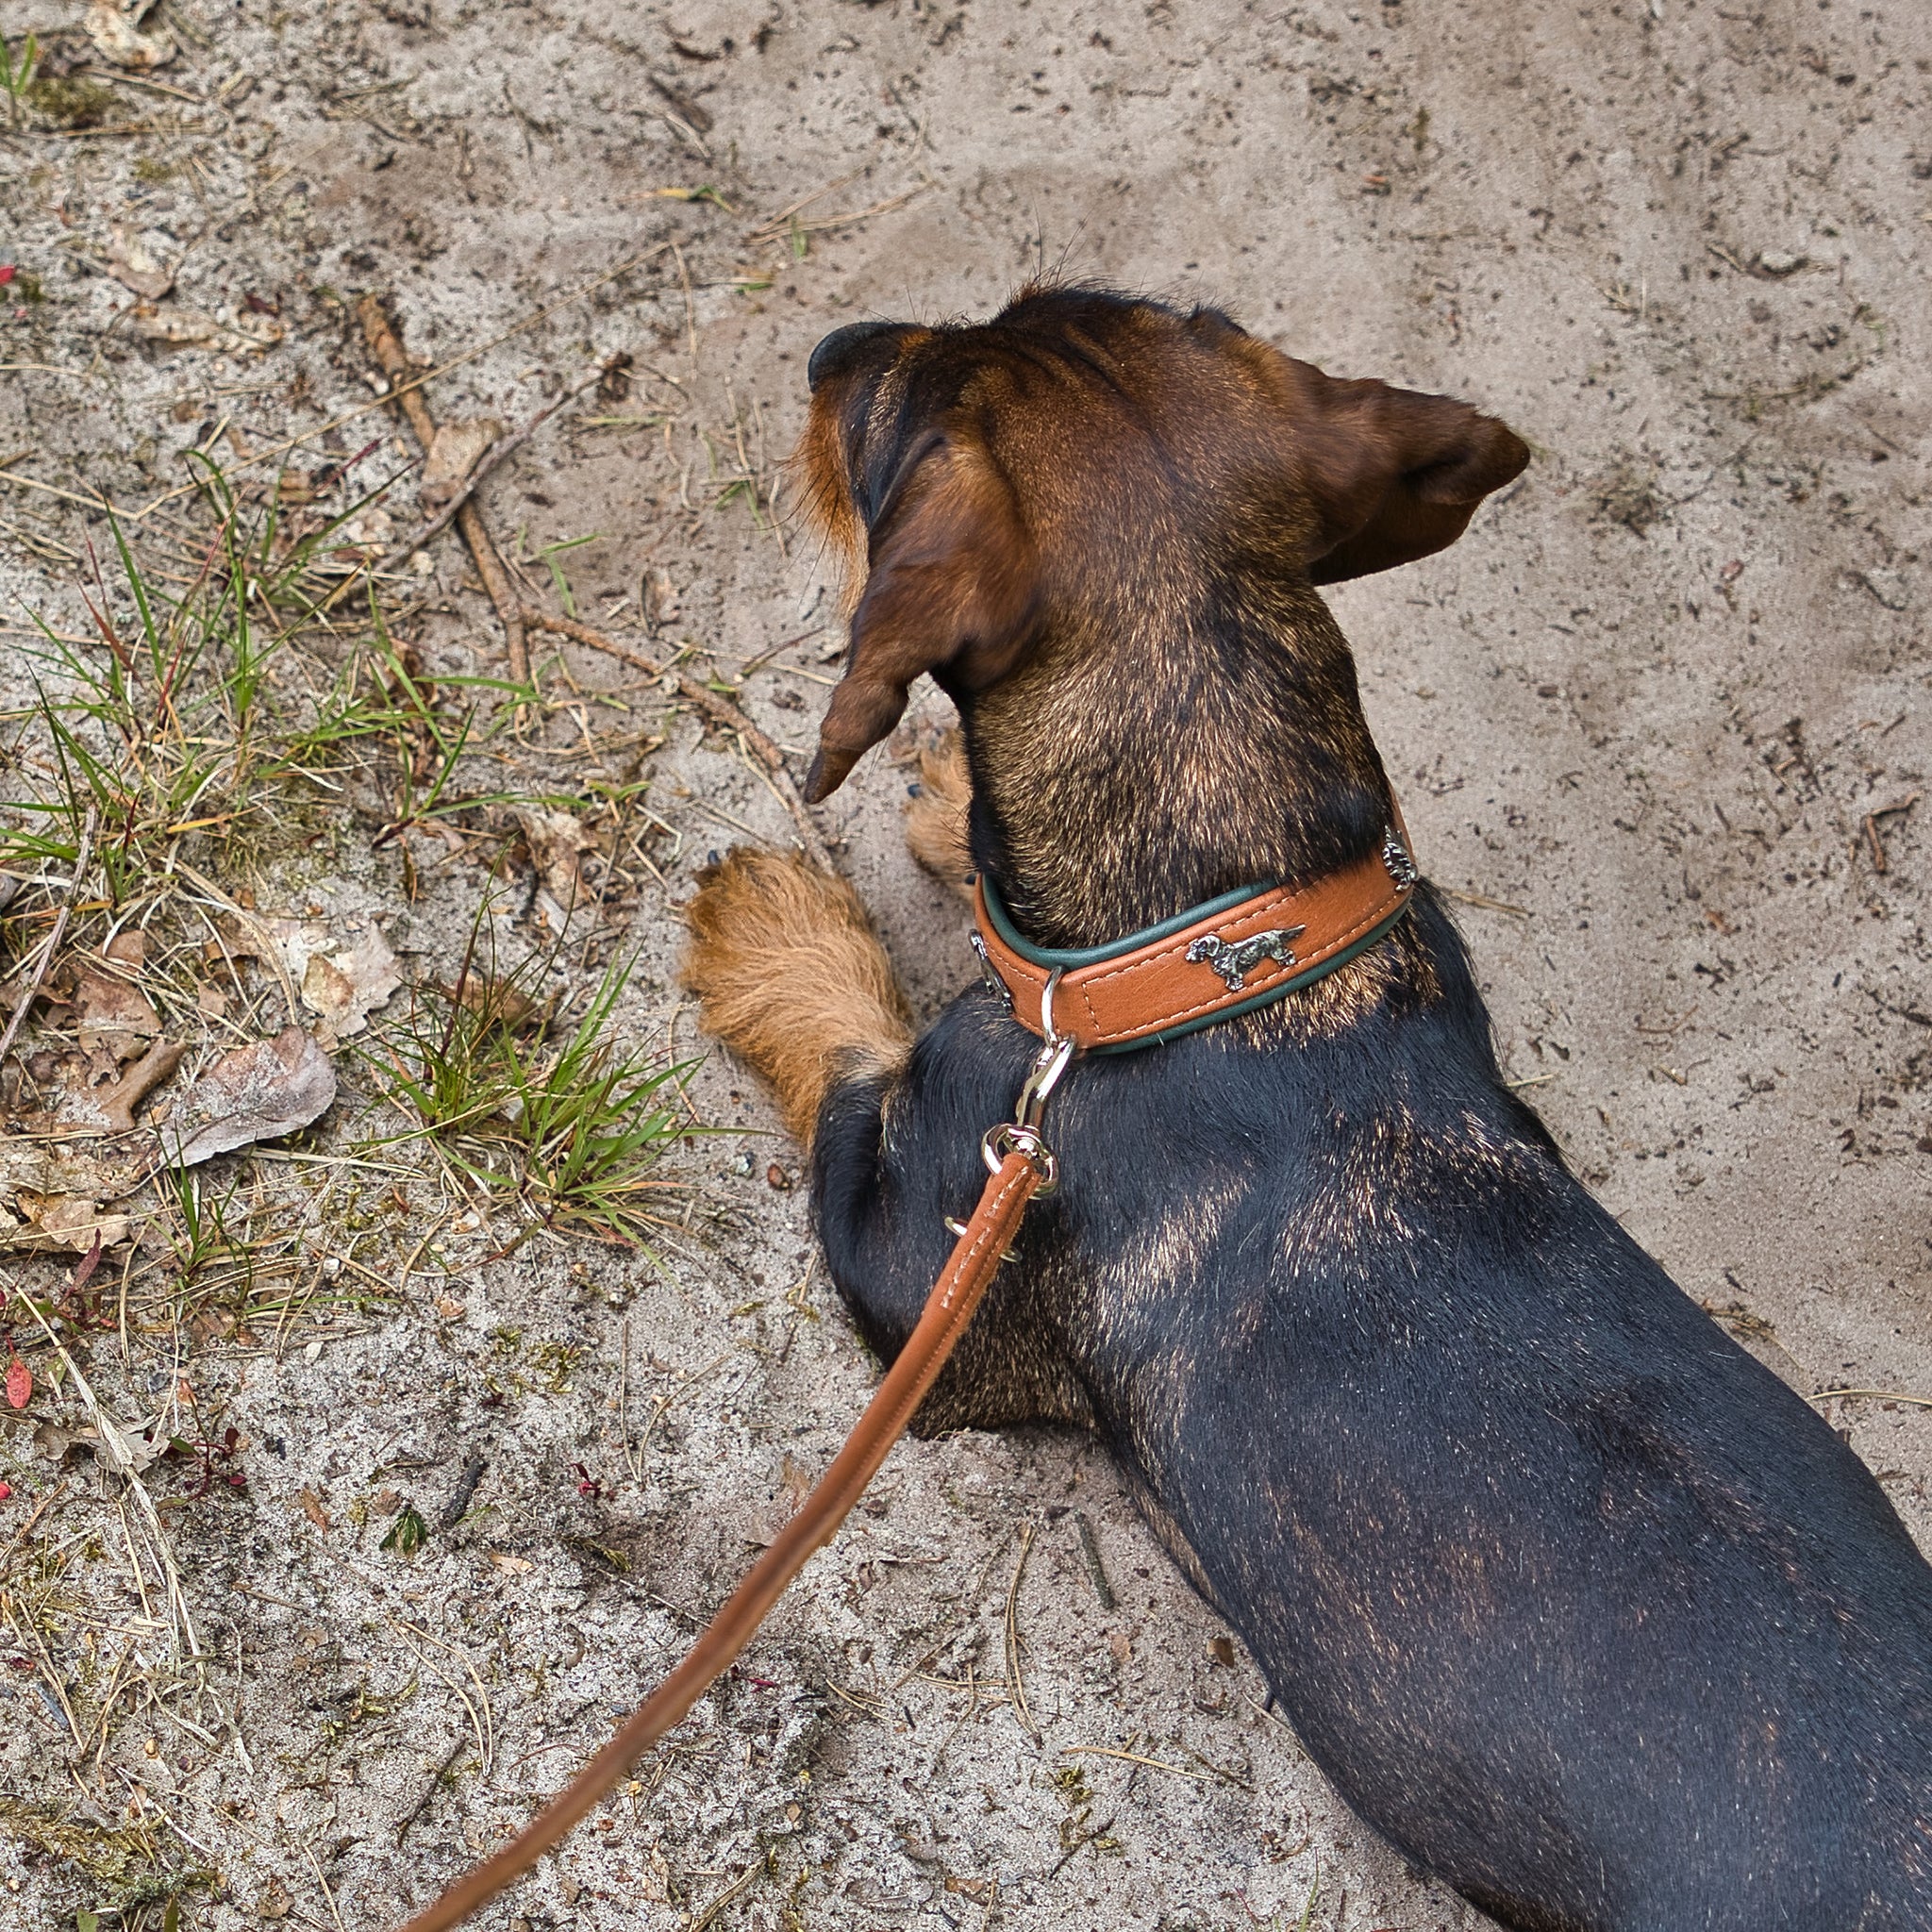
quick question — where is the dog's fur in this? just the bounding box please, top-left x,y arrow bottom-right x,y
681,288 -> 1932,1932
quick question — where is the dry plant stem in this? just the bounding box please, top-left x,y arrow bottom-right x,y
5,1279 -> 202,1672
357,295 -> 529,685
1059,1744 -> 1211,1783
520,606 -> 838,871
0,804 -> 98,1071
2,1596 -> 84,1750
174,858 -> 299,1023
634,1350 -> 730,1465
395,1732 -> 470,1846
689,1861 -> 766,1932
390,1615 -> 495,1769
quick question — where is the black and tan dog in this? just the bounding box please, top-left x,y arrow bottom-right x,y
681,287 -> 1932,1931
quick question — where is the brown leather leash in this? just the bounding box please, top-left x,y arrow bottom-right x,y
400,824 -> 1417,1930
397,1106 -> 1062,1930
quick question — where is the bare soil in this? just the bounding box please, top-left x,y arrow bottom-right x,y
2,2 -> 1928,1930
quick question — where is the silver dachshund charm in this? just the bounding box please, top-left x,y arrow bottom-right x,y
1185,924 -> 1304,991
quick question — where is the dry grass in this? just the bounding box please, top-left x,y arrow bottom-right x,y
0,429 -> 712,1921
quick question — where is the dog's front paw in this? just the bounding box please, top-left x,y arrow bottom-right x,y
680,846 -> 913,1144
903,728 -> 974,894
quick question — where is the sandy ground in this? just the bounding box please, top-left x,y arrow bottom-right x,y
2,0 -> 1930,1929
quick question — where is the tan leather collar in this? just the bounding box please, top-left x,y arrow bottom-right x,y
971,822 -> 1419,1052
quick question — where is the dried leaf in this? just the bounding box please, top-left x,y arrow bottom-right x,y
419,418 -> 502,514
642,567 -> 680,632
84,0 -> 176,68
6,1191 -> 130,1254
106,222 -> 176,299
5,1356 -> 29,1410
295,928 -> 400,1039
0,1137 -> 146,1251
447,975 -> 541,1032
131,303 -> 284,353
296,1489 -> 331,1531
70,962 -> 160,1064
160,1027 -> 336,1168
71,1236 -> 104,1294
514,806 -> 595,926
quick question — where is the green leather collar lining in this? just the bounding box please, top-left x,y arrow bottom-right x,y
977,872 -> 1274,968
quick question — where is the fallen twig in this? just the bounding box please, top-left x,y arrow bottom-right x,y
437,1453 -> 488,1533
1005,1520 -> 1041,1745
690,1859 -> 768,1932
1075,1512 -> 1115,1610
519,606 -> 837,871
132,243 -> 674,523
359,367 -> 607,588
358,294 -> 528,685
394,1732 -> 470,1846
95,1037 -> 186,1135
1859,792 -> 1920,874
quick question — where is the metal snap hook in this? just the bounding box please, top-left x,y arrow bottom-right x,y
985,969 -> 1075,1191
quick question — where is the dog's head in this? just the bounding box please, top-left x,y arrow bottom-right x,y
796,285 -> 1529,804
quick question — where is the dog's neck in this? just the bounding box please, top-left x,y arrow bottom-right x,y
958,581 -> 1393,952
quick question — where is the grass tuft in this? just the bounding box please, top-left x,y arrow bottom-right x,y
364,920 -> 691,1244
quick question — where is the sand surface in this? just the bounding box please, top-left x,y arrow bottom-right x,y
2,1 -> 1928,1927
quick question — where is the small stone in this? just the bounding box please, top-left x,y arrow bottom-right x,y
1860,568 -> 1910,611
1757,249 -> 1807,275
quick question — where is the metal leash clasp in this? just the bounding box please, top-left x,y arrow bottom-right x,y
982,967 -> 1075,1194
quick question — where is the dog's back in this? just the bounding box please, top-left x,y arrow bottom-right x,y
1009,891 -> 1932,1931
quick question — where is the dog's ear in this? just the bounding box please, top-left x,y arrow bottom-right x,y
1282,358 -> 1529,584
805,433 -> 1040,803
